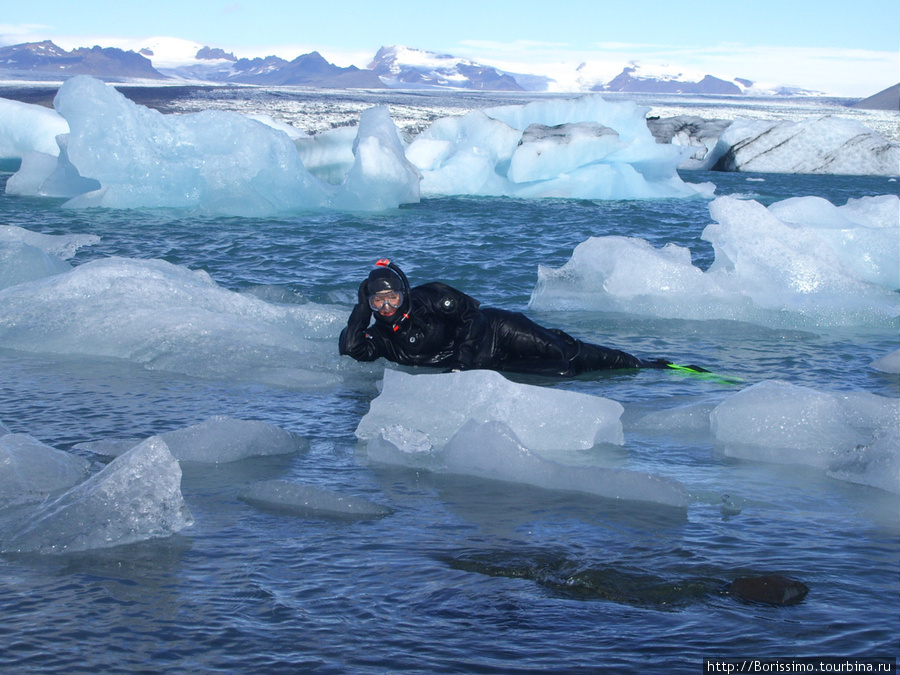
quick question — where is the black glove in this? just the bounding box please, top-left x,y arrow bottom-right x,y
357,279 -> 369,307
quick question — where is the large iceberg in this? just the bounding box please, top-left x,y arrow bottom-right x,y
3,76 -> 419,215
356,368 -> 625,451
0,97 -> 68,160
406,95 -> 709,200
2,436 -> 193,554
530,194 -> 900,328
0,254 -> 347,387
702,115 -> 900,176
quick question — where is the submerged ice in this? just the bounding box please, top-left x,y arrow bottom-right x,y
530,194 -> 900,329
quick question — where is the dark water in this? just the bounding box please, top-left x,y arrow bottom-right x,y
0,168 -> 898,673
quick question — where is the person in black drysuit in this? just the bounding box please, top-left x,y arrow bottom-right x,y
339,260 -> 671,377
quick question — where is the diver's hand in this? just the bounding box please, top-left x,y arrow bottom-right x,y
357,279 -> 369,307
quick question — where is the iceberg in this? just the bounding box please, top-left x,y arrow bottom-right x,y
238,480 -> 393,519
355,368 -> 625,452
530,194 -> 900,328
406,94 -> 708,200
703,115 -> 900,176
0,97 -> 68,160
76,417 -> 307,463
0,256 -> 347,387
2,436 -> 193,554
4,76 -> 420,215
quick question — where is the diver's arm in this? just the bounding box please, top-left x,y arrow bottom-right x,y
338,282 -> 381,362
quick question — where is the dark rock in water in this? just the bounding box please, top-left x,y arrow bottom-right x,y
728,574 -> 809,605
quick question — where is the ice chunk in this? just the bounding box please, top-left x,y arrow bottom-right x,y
238,480 -> 392,519
0,256 -> 347,387
405,110 -> 521,196
5,136 -> 102,199
827,427 -> 900,494
0,433 -> 91,500
51,76 -> 332,215
295,126 -> 358,184
704,115 -> 900,176
507,122 -> 622,183
767,195 -> 899,289
0,223 -> 99,260
709,380 -> 898,470
355,369 -> 624,452
2,436 -> 193,554
76,417 -> 306,463
406,94 -> 706,200
646,115 -> 733,170
442,420 -> 688,508
530,194 -> 900,328
0,97 -> 69,159
0,241 -> 72,291
331,105 -> 420,211
159,417 -> 306,463
366,425 -> 439,469
872,349 -> 900,374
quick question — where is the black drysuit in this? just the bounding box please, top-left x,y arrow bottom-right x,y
339,281 -> 648,376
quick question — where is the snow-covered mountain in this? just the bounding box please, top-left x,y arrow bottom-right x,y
0,38 -> 826,96
0,40 -> 166,80
367,45 -> 539,91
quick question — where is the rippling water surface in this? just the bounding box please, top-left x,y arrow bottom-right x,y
0,160 -> 897,673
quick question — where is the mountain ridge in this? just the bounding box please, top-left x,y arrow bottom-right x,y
0,39 -> 842,97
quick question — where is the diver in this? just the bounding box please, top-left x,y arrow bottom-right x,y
339,259 -> 675,377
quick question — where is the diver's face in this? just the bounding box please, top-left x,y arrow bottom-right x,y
370,290 -> 403,317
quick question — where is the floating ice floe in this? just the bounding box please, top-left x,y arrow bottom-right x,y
356,368 -> 625,451
530,194 -> 900,329
0,255 -> 346,387
2,436 -> 193,554
709,380 -> 899,492
238,480 -> 392,519
76,417 -> 307,463
358,369 -> 687,508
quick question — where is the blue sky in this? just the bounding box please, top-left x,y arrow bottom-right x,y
1,0 -> 897,96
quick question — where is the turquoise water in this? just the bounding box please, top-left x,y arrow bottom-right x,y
0,168 -> 898,673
